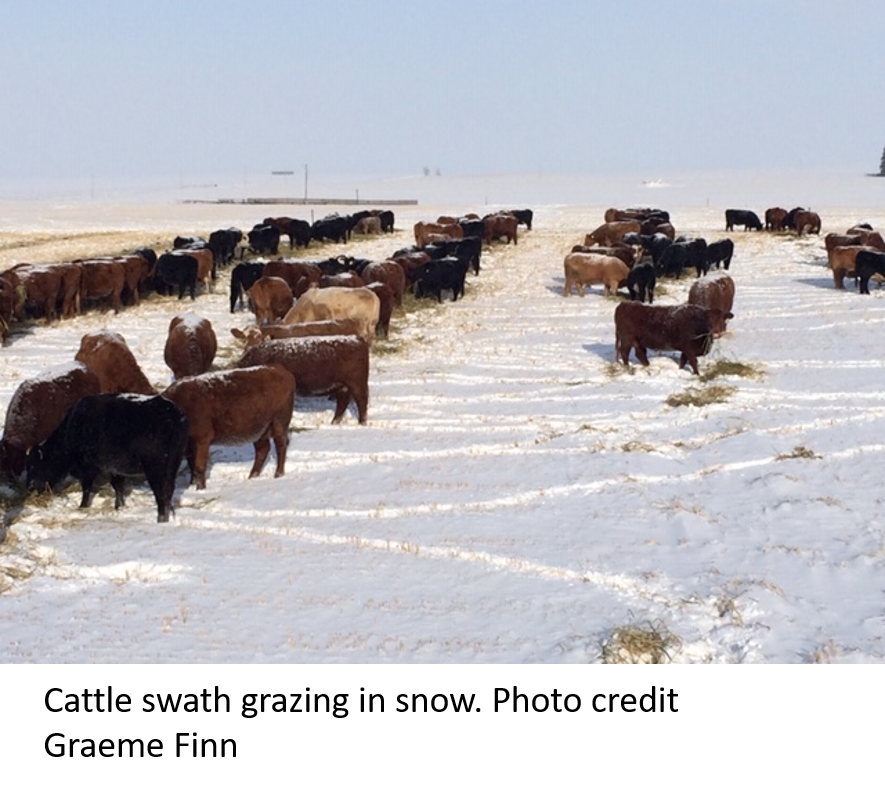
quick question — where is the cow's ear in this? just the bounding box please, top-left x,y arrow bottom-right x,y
230,328 -> 245,340
726,312 -> 734,319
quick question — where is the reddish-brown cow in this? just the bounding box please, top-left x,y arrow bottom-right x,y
75,329 -> 156,394
164,364 -> 295,489
164,314 -> 218,379
687,272 -> 735,336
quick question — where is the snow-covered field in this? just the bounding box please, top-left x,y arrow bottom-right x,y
1,171 -> 884,663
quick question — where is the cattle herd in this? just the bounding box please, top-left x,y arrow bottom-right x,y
0,207 -> 530,523
1,196 -> 882,526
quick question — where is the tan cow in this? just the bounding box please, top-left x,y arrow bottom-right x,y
248,275 -> 294,325
414,221 -> 463,248
563,253 -> 630,297
829,245 -> 879,289
283,285 -> 380,344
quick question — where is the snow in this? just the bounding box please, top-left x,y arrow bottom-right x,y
1,171 -> 884,663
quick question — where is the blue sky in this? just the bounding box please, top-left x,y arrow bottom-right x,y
3,0 -> 884,186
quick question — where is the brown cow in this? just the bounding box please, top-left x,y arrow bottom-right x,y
237,335 -> 370,424
614,302 -> 717,375
793,210 -> 821,235
483,213 -> 518,245
78,258 -> 126,313
563,253 -> 630,297
230,318 -> 362,349
262,259 -> 323,294
164,314 -> 217,379
75,329 -> 156,394
765,207 -> 788,231
164,364 -> 295,489
362,260 -> 406,307
414,221 -> 464,248
365,281 -> 394,338
828,245 -> 878,289
570,244 -> 640,268
248,275 -> 294,325
584,220 -> 641,247
687,272 -> 735,336
353,216 -> 382,235
5,264 -> 66,322
0,361 -> 102,481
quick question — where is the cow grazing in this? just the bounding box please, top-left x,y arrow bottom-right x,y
262,259 -> 323,295
208,227 -> 243,266
627,262 -> 656,304
164,365 -> 295,489
75,329 -> 156,395
705,238 -> 735,271
793,210 -> 821,235
229,261 -> 266,312
248,224 -> 281,255
510,209 -> 534,230
563,253 -> 630,297
237,335 -> 371,424
687,272 -> 735,336
855,249 -> 885,294
164,314 -> 217,380
413,257 -> 470,302
614,302 -> 716,375
657,238 -> 708,278
828,245 -> 873,289
414,221 -> 464,248
725,209 -> 763,231
0,362 -> 101,481
482,214 -> 518,245
283,286 -> 380,344
26,394 -> 188,523
584,221 -> 641,247
0,275 -> 13,343
230,318 -> 362,349
154,252 -> 199,300
249,275 -> 294,325
312,216 -> 349,244
361,260 -> 406,307
365,281 -> 394,338
765,207 -> 788,231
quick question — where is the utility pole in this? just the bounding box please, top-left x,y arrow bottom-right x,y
304,164 -> 309,201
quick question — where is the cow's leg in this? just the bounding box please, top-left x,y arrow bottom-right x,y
250,431 -> 271,478
271,422 -> 288,478
110,475 -> 127,509
332,387 -> 352,424
634,344 -> 650,366
78,472 -> 97,509
144,466 -> 172,523
679,353 -> 700,375
192,440 -> 210,490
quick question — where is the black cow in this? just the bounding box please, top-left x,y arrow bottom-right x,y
627,262 -> 656,303
26,394 -> 189,523
414,257 -> 470,302
425,237 -> 483,275
856,249 -> 885,294
286,218 -> 313,249
312,216 -> 348,244
154,252 -> 199,299
706,239 -> 734,271
375,210 -> 395,233
458,217 -> 485,240
657,238 -> 707,277
510,209 -> 534,230
725,209 -> 762,232
208,227 -> 243,266
173,235 -> 205,249
230,261 -> 266,312
248,224 -> 281,255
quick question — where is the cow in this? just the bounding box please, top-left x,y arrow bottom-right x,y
725,209 -> 762,232
510,209 -> 534,230
562,252 -> 629,297
413,257 -> 470,302
262,259 -> 323,296
154,252 -> 199,300
361,260 -> 406,306
614,302 -> 716,375
705,238 -> 734,271
765,207 -> 788,231
414,221 -> 463,248
570,244 -> 639,268
25,393 -> 189,523
163,365 -> 295,489
365,281 -> 394,337
117,252 -> 153,306
855,249 -> 885,294
164,314 -> 217,380
77,258 -> 126,314
4,264 -> 67,322
353,216 -> 383,235
177,245 -> 215,291
605,207 -> 670,223
229,261 -> 266,312
584,221 -> 641,247
627,262 -> 656,304
248,275 -> 294,325
793,209 -> 821,235
230,318 -> 362,348
687,272 -> 735,336
311,216 -> 349,244
482,213 -> 518,245
425,236 -> 483,275
237,335 -> 371,424
656,238 -> 707,277
373,209 -> 395,233
829,245 -> 877,293
248,224 -> 281,255
286,218 -> 313,249
208,227 -> 243,266
173,235 -> 205,249
283,285 -> 380,344
0,361 -> 101,481
75,329 -> 156,395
